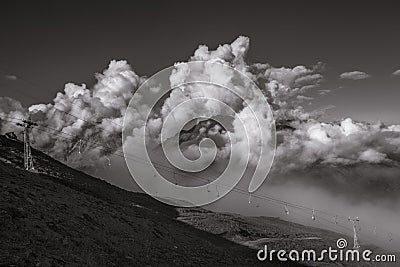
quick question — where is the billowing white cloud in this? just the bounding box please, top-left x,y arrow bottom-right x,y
392,69 -> 400,76
318,89 -> 331,95
1,60 -> 144,168
273,117 -> 400,171
358,148 -> 388,163
339,71 -> 370,80
0,97 -> 27,133
1,36 -> 400,179
4,74 -> 17,80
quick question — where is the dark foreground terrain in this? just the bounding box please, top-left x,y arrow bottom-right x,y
0,135 -> 304,266
177,209 -> 392,267
1,135 -> 394,266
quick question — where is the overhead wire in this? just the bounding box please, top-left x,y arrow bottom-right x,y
1,71 -> 398,246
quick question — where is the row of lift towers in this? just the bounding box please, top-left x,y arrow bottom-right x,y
16,118 -> 362,250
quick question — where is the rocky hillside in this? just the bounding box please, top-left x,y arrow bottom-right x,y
177,208 -> 388,267
0,135 -> 302,266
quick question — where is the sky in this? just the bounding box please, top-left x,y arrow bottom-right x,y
1,0 -> 400,123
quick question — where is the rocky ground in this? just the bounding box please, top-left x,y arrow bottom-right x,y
176,208 -> 389,267
0,135 -> 302,266
0,135 -> 395,266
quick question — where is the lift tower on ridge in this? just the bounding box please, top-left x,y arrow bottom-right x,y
348,217 -> 361,249
17,119 -> 37,171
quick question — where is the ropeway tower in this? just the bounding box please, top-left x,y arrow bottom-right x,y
16,119 -> 37,171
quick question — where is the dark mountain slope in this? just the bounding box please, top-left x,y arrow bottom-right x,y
0,135 -> 301,267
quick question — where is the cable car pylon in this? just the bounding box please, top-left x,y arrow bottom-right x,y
16,118 -> 37,171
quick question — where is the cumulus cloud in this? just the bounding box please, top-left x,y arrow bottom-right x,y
4,74 -> 17,80
296,95 -> 314,102
0,97 -> 27,133
1,60 -> 144,169
339,71 -> 370,80
143,36 -> 400,178
1,36 -> 400,190
392,69 -> 400,76
273,117 -> 400,172
318,89 -> 331,95
358,148 -> 388,163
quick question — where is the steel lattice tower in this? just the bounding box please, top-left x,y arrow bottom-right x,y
17,119 -> 37,171
348,217 -> 360,249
